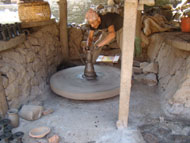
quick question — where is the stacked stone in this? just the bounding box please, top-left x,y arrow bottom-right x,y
0,24 -> 63,108
68,24 -> 84,60
133,61 -> 159,87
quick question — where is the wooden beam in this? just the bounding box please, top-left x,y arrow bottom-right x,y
0,34 -> 26,53
59,0 -> 69,61
0,74 -> 8,118
139,0 -> 155,6
138,4 -> 144,10
117,0 -> 138,129
21,19 -> 56,28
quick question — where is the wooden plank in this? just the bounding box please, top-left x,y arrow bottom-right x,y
0,74 -> 8,117
139,0 -> 155,6
0,33 -> 26,53
21,19 -> 56,28
117,0 -> 138,129
59,0 -> 69,61
126,0 -> 138,2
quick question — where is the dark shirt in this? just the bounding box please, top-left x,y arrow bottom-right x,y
90,13 -> 123,32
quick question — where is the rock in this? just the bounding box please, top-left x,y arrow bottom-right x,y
133,60 -> 140,67
181,127 -> 190,136
170,83 -> 190,108
32,31 -> 43,39
26,51 -> 35,63
48,135 -> 60,143
5,82 -> 19,101
140,62 -> 149,70
31,46 -> 41,54
31,77 -> 39,86
134,74 -> 144,82
16,44 -> 28,55
147,34 -> 165,61
2,75 -> 8,89
143,62 -> 158,74
144,73 -> 157,86
7,68 -> 17,84
19,105 -> 44,121
96,4 -> 104,10
21,79 -> 31,98
42,109 -> 54,116
24,41 -> 31,49
0,65 -> 9,74
32,57 -> 42,72
28,37 -> 39,46
133,67 -> 142,74
107,0 -> 115,6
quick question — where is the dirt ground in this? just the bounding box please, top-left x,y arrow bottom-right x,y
12,80 -> 161,143
13,69 -> 190,143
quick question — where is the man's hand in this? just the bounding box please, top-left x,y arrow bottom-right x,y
94,45 -> 100,50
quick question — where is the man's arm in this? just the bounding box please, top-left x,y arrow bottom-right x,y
87,30 -> 94,47
96,25 -> 116,47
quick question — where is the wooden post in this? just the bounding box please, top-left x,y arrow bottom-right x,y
59,0 -> 69,61
139,0 -> 155,6
117,0 -> 138,129
0,74 -> 8,118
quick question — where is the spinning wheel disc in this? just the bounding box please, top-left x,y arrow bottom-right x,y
50,65 -> 120,100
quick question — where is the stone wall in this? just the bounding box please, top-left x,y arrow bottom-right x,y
147,32 -> 190,120
0,23 -> 63,108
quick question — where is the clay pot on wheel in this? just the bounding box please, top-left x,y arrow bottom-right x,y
7,109 -> 19,128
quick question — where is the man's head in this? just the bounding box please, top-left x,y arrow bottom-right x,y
85,9 -> 101,29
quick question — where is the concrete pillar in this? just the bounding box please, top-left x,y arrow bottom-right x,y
117,0 -> 138,129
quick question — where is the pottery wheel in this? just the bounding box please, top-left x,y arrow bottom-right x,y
50,65 -> 120,100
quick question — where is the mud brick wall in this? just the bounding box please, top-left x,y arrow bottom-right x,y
148,32 -> 190,120
0,24 -> 63,108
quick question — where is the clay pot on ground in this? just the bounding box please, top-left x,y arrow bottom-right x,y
29,126 -> 51,138
7,109 -> 19,128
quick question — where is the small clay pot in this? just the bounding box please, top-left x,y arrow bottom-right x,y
7,109 -> 19,128
181,17 -> 190,32
29,126 -> 50,138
